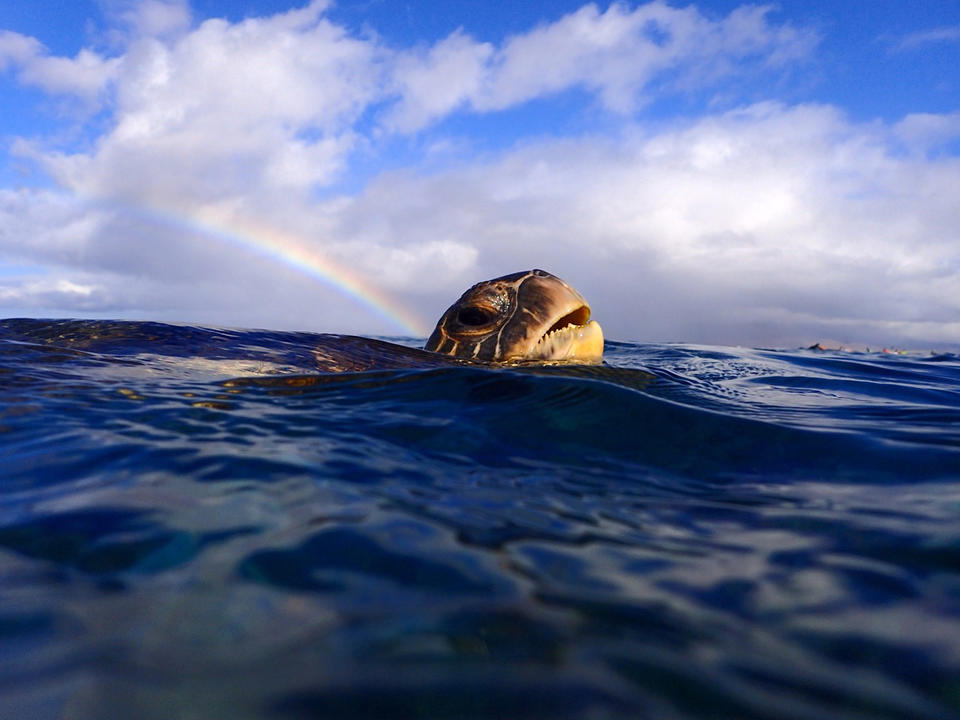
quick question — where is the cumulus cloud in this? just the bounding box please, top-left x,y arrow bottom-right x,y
386,2 -> 817,129
307,102 -> 960,345
385,30 -> 494,133
26,0 -> 377,208
0,30 -> 118,104
0,30 -> 43,69
894,112 -> 960,153
111,0 -> 193,39
1,2 -> 957,346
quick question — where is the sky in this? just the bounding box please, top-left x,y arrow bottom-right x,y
1,1 -> 959,347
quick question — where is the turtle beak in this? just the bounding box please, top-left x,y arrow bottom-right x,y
528,315 -> 604,362
424,269 -> 604,364
509,271 -> 604,363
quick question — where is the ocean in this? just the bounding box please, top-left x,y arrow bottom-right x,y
1,318 -> 959,719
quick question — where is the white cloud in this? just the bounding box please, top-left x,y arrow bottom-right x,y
479,2 -> 813,111
0,2 -> 957,346
894,112 -> 960,153
34,4 -> 379,207
0,30 -> 43,69
895,24 -> 960,52
19,49 -> 120,100
386,2 -> 817,129
0,188 -> 109,267
385,30 -> 493,133
6,1 -> 816,207
115,0 -> 193,39
0,30 -> 118,102
0,276 -> 97,303
303,103 -> 960,345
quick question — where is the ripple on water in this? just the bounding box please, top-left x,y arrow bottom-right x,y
1,320 -> 959,719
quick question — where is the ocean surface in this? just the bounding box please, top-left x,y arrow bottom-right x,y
1,318 -> 959,720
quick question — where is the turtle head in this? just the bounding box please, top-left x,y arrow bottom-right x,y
424,269 -> 604,363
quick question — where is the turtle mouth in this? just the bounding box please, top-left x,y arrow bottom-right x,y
526,305 -> 604,363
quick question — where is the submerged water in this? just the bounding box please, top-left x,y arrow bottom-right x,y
1,318 -> 959,720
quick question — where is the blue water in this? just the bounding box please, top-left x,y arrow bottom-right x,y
2,318 -> 959,719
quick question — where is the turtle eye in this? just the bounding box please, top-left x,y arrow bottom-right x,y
457,306 -> 496,326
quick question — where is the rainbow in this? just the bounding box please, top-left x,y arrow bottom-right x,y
112,203 -> 430,337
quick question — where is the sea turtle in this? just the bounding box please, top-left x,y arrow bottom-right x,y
425,269 -> 603,363
306,268 -> 603,373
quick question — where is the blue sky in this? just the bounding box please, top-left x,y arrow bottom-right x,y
1,1 -> 959,346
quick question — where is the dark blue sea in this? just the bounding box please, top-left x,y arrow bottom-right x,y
2,318 -> 959,720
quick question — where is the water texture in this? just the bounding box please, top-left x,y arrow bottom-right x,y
1,318 -> 959,719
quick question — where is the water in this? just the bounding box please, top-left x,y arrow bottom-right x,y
1,318 -> 959,720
